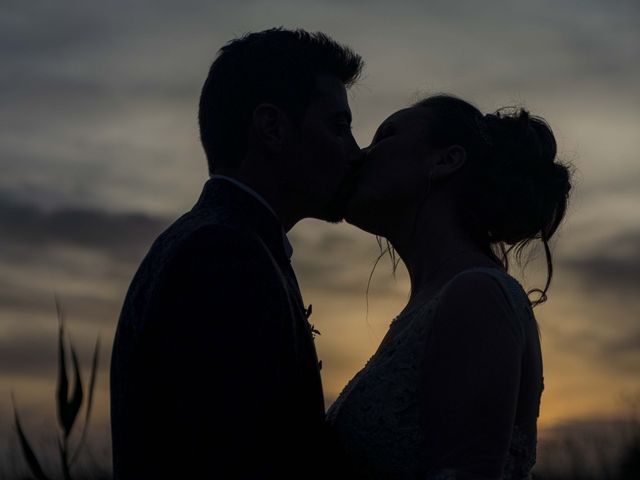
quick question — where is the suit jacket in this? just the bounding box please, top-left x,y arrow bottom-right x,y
110,178 -> 342,479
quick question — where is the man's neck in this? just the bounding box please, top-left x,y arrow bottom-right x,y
209,174 -> 295,259
211,171 -> 301,232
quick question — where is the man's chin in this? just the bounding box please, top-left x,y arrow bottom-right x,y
316,194 -> 382,237
316,200 -> 347,224
319,178 -> 361,223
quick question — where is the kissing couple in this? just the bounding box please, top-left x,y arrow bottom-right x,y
110,28 -> 572,479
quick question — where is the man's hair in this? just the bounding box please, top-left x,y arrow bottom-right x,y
198,28 -> 364,174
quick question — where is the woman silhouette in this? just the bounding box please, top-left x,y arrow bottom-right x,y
327,95 -> 572,479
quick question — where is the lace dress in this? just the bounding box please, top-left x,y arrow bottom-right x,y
326,267 -> 544,479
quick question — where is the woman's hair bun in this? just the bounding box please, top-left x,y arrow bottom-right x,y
477,108 -> 572,245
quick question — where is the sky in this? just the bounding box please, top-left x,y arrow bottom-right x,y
1,0 -> 639,474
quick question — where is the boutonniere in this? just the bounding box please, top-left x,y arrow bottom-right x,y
305,304 -> 323,371
305,304 -> 320,339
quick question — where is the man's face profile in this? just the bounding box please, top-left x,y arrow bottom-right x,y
286,74 -> 362,223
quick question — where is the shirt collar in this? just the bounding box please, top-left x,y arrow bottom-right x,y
210,175 -> 293,260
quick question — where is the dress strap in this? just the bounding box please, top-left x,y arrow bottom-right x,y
440,267 -> 531,348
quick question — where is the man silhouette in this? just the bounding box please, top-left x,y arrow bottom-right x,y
110,28 -> 364,479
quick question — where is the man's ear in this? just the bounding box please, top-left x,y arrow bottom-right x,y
251,103 -> 292,154
431,145 -> 467,180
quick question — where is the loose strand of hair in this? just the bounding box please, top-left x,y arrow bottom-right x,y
365,239 -> 392,326
527,237 -> 553,308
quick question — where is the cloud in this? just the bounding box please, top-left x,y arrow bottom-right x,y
0,194 -> 401,298
0,193 -> 171,264
1,0 -> 639,216
0,331 -> 57,378
561,228 -> 640,294
536,414 -> 639,475
603,330 -> 640,356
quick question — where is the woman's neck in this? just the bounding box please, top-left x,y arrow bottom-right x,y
389,206 -> 501,306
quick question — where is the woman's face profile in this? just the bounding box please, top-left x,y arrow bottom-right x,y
344,107 -> 439,236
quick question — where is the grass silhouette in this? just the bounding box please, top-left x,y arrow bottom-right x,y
532,391 -> 640,480
10,295 -> 100,480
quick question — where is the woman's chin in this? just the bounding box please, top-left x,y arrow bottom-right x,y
344,192 -> 384,236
